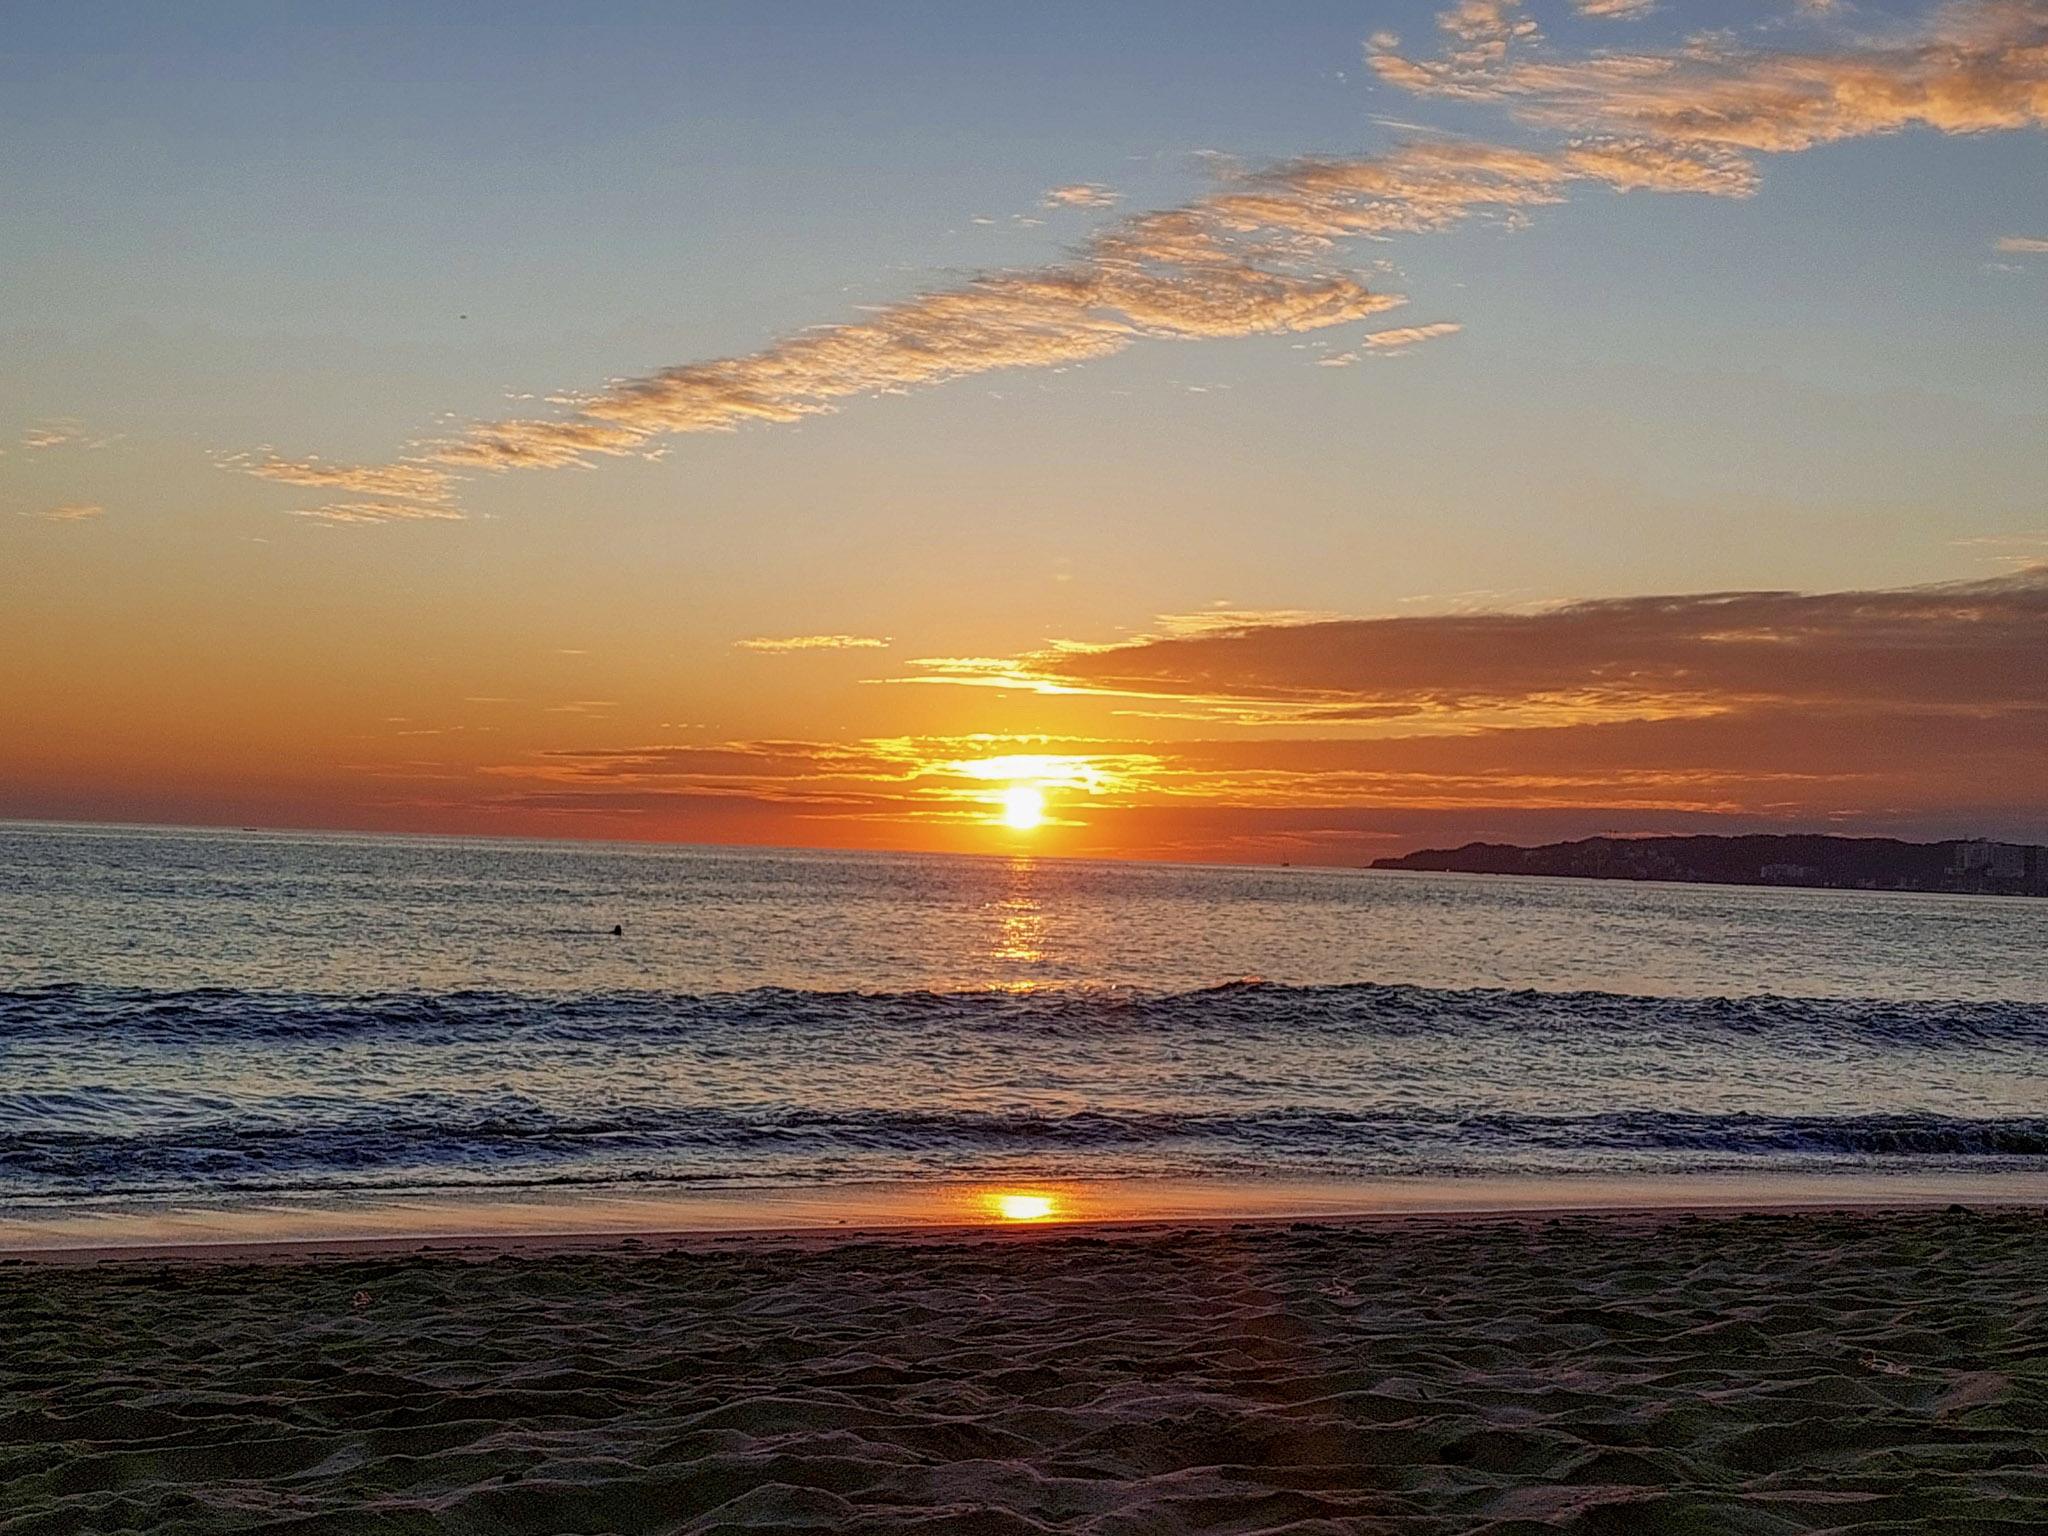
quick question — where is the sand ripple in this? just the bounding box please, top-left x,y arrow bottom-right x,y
2,1208 -> 2043,1532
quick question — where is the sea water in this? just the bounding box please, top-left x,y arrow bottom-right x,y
1,822 -> 2042,1228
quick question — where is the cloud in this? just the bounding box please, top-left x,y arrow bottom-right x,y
476,685 -> 2048,856
229,454 -> 463,523
902,569 -> 2048,725
1152,607 -> 1343,636
1362,322 -> 1464,349
20,501 -> 105,521
1320,320 -> 1465,365
419,138 -> 1759,473
230,1 -> 2041,522
736,634 -> 892,653
1572,0 -> 1657,17
466,568 -> 2048,854
1952,530 -> 2048,568
1372,0 -> 2048,153
18,419 -> 117,451
1322,319 -> 1469,366
283,500 -> 465,525
1042,183 -> 1122,208
1997,234 -> 2048,251
425,262 -> 1405,473
484,735 -> 1161,830
243,126 -> 1760,512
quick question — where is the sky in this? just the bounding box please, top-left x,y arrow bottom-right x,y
3,0 -> 2045,863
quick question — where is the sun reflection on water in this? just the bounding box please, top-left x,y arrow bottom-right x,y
985,855 -> 1053,989
992,895 -> 1046,965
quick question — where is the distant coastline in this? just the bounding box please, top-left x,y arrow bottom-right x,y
1371,834 -> 2048,898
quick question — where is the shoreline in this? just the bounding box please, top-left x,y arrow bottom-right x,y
18,1200 -> 2045,1270
9,1167 -> 2043,1264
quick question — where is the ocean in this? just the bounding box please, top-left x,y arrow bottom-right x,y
1,822 -> 2043,1228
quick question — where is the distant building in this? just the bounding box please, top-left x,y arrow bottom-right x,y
1760,863 -> 1821,884
1374,834 -> 2046,899
1950,840 -> 1995,875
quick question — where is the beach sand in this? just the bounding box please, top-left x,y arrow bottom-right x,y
2,1207 -> 2042,1533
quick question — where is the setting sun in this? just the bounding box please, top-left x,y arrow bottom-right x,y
992,1192 -> 1057,1221
1000,785 -> 1046,831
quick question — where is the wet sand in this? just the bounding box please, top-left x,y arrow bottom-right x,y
9,1169 -> 2043,1255
3,1207 -> 2043,1533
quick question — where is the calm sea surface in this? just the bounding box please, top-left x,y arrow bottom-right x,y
1,822 -> 2043,1213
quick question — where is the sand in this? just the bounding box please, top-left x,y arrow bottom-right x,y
2,1207 -> 2043,1533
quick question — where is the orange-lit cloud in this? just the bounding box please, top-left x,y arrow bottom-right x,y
18,420 -> 119,452
475,736 -> 1158,837
736,634 -> 892,652
1997,234 -> 2048,251
466,701 -> 2048,859
417,139 -> 1751,476
1320,321 -> 1464,364
1573,0 -> 1657,18
427,570 -> 2048,859
1362,322 -> 1465,349
1042,183 -> 1122,208
236,131 -> 1756,518
230,454 -> 463,523
18,501 -> 104,522
217,1 -> 2046,525
1373,0 -> 2048,152
426,266 -> 1402,473
910,570 -> 2048,724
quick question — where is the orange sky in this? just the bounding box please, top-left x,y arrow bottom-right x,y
4,2 -> 2046,860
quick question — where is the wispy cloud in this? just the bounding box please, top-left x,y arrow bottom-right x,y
1363,321 -> 1465,349
481,618 -> 2048,853
1997,234 -> 2048,251
415,138 -> 1745,480
225,453 -> 463,523
486,734 -> 1155,828
1152,607 -> 1342,636
460,569 -> 2048,852
232,1 -> 2045,524
233,130 -> 1762,518
1372,0 -> 2048,153
736,634 -> 892,653
19,501 -> 105,522
1952,530 -> 2048,567
1572,0 -> 1657,17
1042,183 -> 1122,209
19,419 -> 117,452
1320,321 -> 1464,364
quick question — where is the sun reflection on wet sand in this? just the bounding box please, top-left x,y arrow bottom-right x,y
991,1192 -> 1058,1222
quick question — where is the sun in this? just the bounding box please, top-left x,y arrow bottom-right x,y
999,784 -> 1046,831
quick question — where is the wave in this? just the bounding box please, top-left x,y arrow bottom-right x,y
6,979 -> 2039,1206
5,978 -> 2045,1046
3,1105 -> 2040,1202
